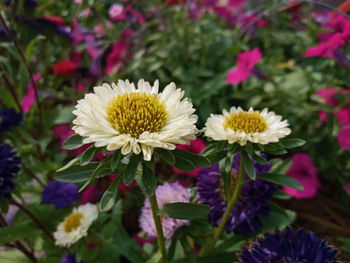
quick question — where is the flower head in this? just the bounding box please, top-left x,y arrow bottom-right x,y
0,144 -> 21,200
227,48 -> 262,84
283,153 -> 320,199
109,4 -> 126,21
0,108 -> 22,133
205,107 -> 290,146
197,154 -> 278,234
140,182 -> 191,240
239,228 -> 337,263
42,181 -> 78,209
338,124 -> 350,150
72,80 -> 198,161
60,254 -> 85,263
53,60 -> 78,76
54,203 -> 98,247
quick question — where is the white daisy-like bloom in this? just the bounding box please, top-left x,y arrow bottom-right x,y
205,107 -> 291,146
72,79 -> 198,161
54,203 -> 98,247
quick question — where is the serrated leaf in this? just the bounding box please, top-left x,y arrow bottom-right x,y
63,134 -> 83,150
99,176 -> 122,212
280,139 -> 306,149
159,203 -> 210,220
258,173 -> 303,190
123,154 -> 142,185
242,150 -> 256,180
173,149 -> 211,168
157,148 -> 175,165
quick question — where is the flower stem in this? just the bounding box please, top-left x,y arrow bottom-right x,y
148,193 -> 167,263
199,156 -> 245,257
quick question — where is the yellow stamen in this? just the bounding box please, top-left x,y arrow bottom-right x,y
106,92 -> 168,138
224,111 -> 267,133
63,212 -> 83,232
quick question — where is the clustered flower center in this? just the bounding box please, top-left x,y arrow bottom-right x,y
63,212 -> 84,232
224,111 -> 267,133
106,92 -> 168,138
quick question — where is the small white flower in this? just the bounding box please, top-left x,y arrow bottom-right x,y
72,79 -> 198,161
205,107 -> 291,146
54,203 -> 98,247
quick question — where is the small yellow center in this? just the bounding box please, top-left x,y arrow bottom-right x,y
106,92 -> 168,138
63,212 -> 83,233
224,111 -> 267,133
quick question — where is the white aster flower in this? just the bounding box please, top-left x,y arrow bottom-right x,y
205,107 -> 291,146
54,203 -> 98,247
72,79 -> 198,161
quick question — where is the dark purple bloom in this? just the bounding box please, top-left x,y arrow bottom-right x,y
0,108 -> 22,133
0,144 -> 21,200
196,154 -> 278,234
42,181 -> 78,209
239,228 -> 337,263
61,254 -> 85,263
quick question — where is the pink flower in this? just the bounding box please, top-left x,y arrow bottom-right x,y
21,72 -> 42,113
344,183 -> 350,195
283,153 -> 320,199
337,105 -> 350,125
109,4 -> 126,21
80,185 -> 103,205
227,48 -> 262,84
172,138 -> 206,177
316,87 -> 338,106
337,124 -> 350,150
303,33 -> 346,59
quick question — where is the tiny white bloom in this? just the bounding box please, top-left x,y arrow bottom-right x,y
72,79 -> 198,161
54,203 -> 98,247
205,107 -> 291,146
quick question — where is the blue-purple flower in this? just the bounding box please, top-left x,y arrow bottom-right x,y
139,182 -> 191,240
196,154 -> 278,234
42,181 -> 78,209
60,253 -> 85,263
239,228 -> 337,263
0,108 -> 22,133
0,143 -> 21,200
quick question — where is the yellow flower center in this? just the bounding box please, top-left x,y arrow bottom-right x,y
224,111 -> 267,133
106,92 -> 168,138
63,212 -> 84,233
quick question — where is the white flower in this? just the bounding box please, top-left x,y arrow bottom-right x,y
205,107 -> 291,146
72,79 -> 198,161
54,203 -> 98,247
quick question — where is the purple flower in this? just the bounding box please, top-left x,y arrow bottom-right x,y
60,254 -> 85,263
42,181 -> 78,209
239,228 -> 337,263
140,182 -> 191,240
0,108 -> 22,133
0,144 -> 21,200
196,154 -> 278,234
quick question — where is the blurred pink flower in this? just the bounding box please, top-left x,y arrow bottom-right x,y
109,4 -> 126,21
227,48 -> 262,84
283,153 -> 320,199
303,33 -> 346,59
172,138 -> 206,177
344,183 -> 350,194
80,185 -> 103,205
337,124 -> 350,150
21,72 -> 42,113
337,105 -> 350,125
316,87 -> 338,106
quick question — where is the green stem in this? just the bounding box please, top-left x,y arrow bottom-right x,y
149,194 -> 167,263
199,156 -> 245,257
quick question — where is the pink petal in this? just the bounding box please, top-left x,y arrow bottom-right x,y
21,72 -> 42,113
337,124 -> 350,150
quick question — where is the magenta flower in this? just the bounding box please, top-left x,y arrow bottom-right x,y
283,153 -> 320,199
337,105 -> 350,125
337,124 -> 350,150
172,138 -> 206,177
227,48 -> 262,84
344,183 -> 350,195
316,87 -> 338,107
21,72 -> 42,113
303,33 -> 346,59
109,4 -> 126,21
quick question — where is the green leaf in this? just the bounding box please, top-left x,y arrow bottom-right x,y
262,143 -> 287,155
173,149 -> 211,168
62,134 -> 83,150
260,203 -> 296,230
252,152 -> 267,164
0,225 -> 40,244
173,156 -> 195,172
157,148 -> 175,165
139,162 -> 157,196
56,157 -> 81,172
81,146 -> 99,165
55,162 -> 98,183
258,173 -> 303,190
160,203 -> 210,220
273,190 -> 292,200
201,141 -> 226,155
99,176 -> 122,212
245,143 -> 254,155
205,150 -> 227,164
111,150 -> 122,172
123,154 -> 142,185
280,139 -> 306,149
242,151 -> 256,180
